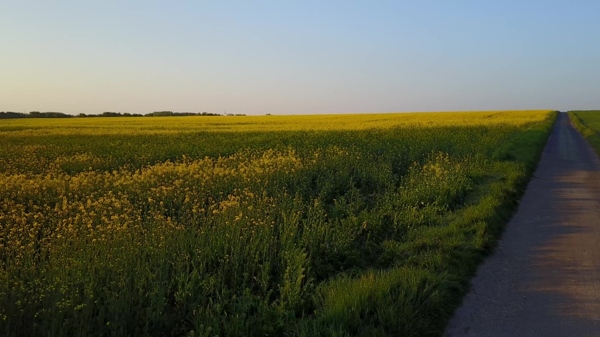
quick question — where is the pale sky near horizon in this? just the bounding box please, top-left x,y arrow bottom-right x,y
1,1 -> 600,115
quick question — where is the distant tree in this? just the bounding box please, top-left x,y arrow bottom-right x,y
142,111 -> 222,117
1,111 -> 71,118
78,113 -> 88,117
45,112 -> 72,118
147,111 -> 174,116
101,112 -> 121,117
0,112 -> 27,119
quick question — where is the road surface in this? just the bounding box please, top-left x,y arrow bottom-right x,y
445,112 -> 600,336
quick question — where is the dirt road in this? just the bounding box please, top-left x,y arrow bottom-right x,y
444,112 -> 600,336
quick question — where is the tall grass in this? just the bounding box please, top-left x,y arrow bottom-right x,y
0,111 -> 556,336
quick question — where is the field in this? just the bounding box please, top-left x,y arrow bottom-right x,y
0,111 -> 555,336
568,111 -> 600,153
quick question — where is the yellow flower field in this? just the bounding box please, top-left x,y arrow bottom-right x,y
0,110 -> 555,336
0,110 -> 550,135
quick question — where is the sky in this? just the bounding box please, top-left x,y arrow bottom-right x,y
1,1 -> 600,115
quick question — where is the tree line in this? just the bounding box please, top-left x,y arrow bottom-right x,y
0,111 -> 73,119
0,111 -> 245,119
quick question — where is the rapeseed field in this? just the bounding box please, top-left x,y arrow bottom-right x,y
0,111 -> 555,336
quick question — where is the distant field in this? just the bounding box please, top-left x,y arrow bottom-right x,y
0,111 -> 555,336
0,111 -> 549,134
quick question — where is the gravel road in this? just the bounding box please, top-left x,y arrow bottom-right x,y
444,112 -> 600,336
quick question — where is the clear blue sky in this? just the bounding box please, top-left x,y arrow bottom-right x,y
2,1 -> 600,115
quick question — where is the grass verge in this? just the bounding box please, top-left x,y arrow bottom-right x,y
568,111 -> 600,153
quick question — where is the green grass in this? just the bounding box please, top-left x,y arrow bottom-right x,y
0,111 -> 556,336
568,111 -> 600,153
